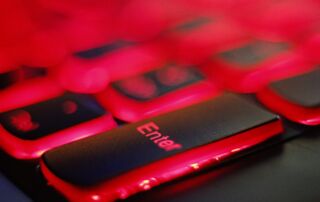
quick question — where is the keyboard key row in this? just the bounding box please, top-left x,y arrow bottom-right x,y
0,90 -> 116,159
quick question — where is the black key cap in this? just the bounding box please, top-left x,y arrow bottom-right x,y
111,65 -> 205,101
0,93 -> 105,140
0,93 -> 116,159
270,68 -> 320,107
219,40 -> 289,67
41,94 -> 282,201
99,64 -> 219,122
0,67 -> 47,90
257,67 -> 320,125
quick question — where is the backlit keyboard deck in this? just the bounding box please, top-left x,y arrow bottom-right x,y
0,0 -> 319,201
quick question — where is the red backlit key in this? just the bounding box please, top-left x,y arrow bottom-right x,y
54,42 -> 167,93
40,94 -> 283,201
166,17 -> 247,64
210,38 -> 311,92
257,67 -> 320,126
96,64 -> 220,122
0,92 -> 116,159
0,67 -> 46,91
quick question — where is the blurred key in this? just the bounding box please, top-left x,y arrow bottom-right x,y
0,67 -> 47,91
165,16 -> 247,64
53,42 -> 167,93
257,67 -> 320,126
210,38 -> 311,92
0,92 -> 116,159
40,93 -> 282,201
97,64 -> 220,122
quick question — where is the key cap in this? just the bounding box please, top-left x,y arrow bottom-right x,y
40,94 -> 283,201
96,64 -> 220,122
0,67 -> 46,91
53,42 -> 167,93
165,17 -> 247,65
0,92 -> 116,159
257,67 -> 320,125
210,38 -> 311,92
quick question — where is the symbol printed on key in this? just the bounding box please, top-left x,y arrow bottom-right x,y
9,110 -> 39,132
63,101 -> 78,115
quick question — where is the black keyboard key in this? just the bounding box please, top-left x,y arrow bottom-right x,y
257,67 -> 320,125
41,94 -> 282,201
219,40 -> 289,67
98,64 -> 220,122
270,68 -> 320,107
211,39 -> 308,93
111,65 -> 204,101
0,93 -> 116,159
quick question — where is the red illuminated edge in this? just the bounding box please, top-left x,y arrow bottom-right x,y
257,87 -> 320,125
53,41 -> 168,93
0,78 -> 117,159
0,113 -> 116,159
211,45 -> 312,93
0,77 -> 64,112
96,79 -> 220,122
40,119 -> 283,201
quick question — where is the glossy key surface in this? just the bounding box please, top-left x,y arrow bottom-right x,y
270,68 -> 320,107
0,93 -> 105,140
97,64 -> 220,122
41,94 -> 282,201
257,68 -> 320,125
0,92 -> 116,159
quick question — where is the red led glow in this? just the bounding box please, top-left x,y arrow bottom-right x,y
156,66 -> 194,86
8,110 -> 39,132
62,100 -> 78,115
0,78 -> 64,112
0,112 -> 116,159
53,42 -> 168,93
257,87 -> 320,126
40,119 -> 283,201
210,39 -> 315,93
116,76 -> 158,100
96,65 -> 221,122
0,79 -> 117,159
165,18 -> 248,65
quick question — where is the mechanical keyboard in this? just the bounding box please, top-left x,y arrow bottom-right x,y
0,0 -> 319,201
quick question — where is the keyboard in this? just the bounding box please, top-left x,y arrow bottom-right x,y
0,0 -> 320,201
